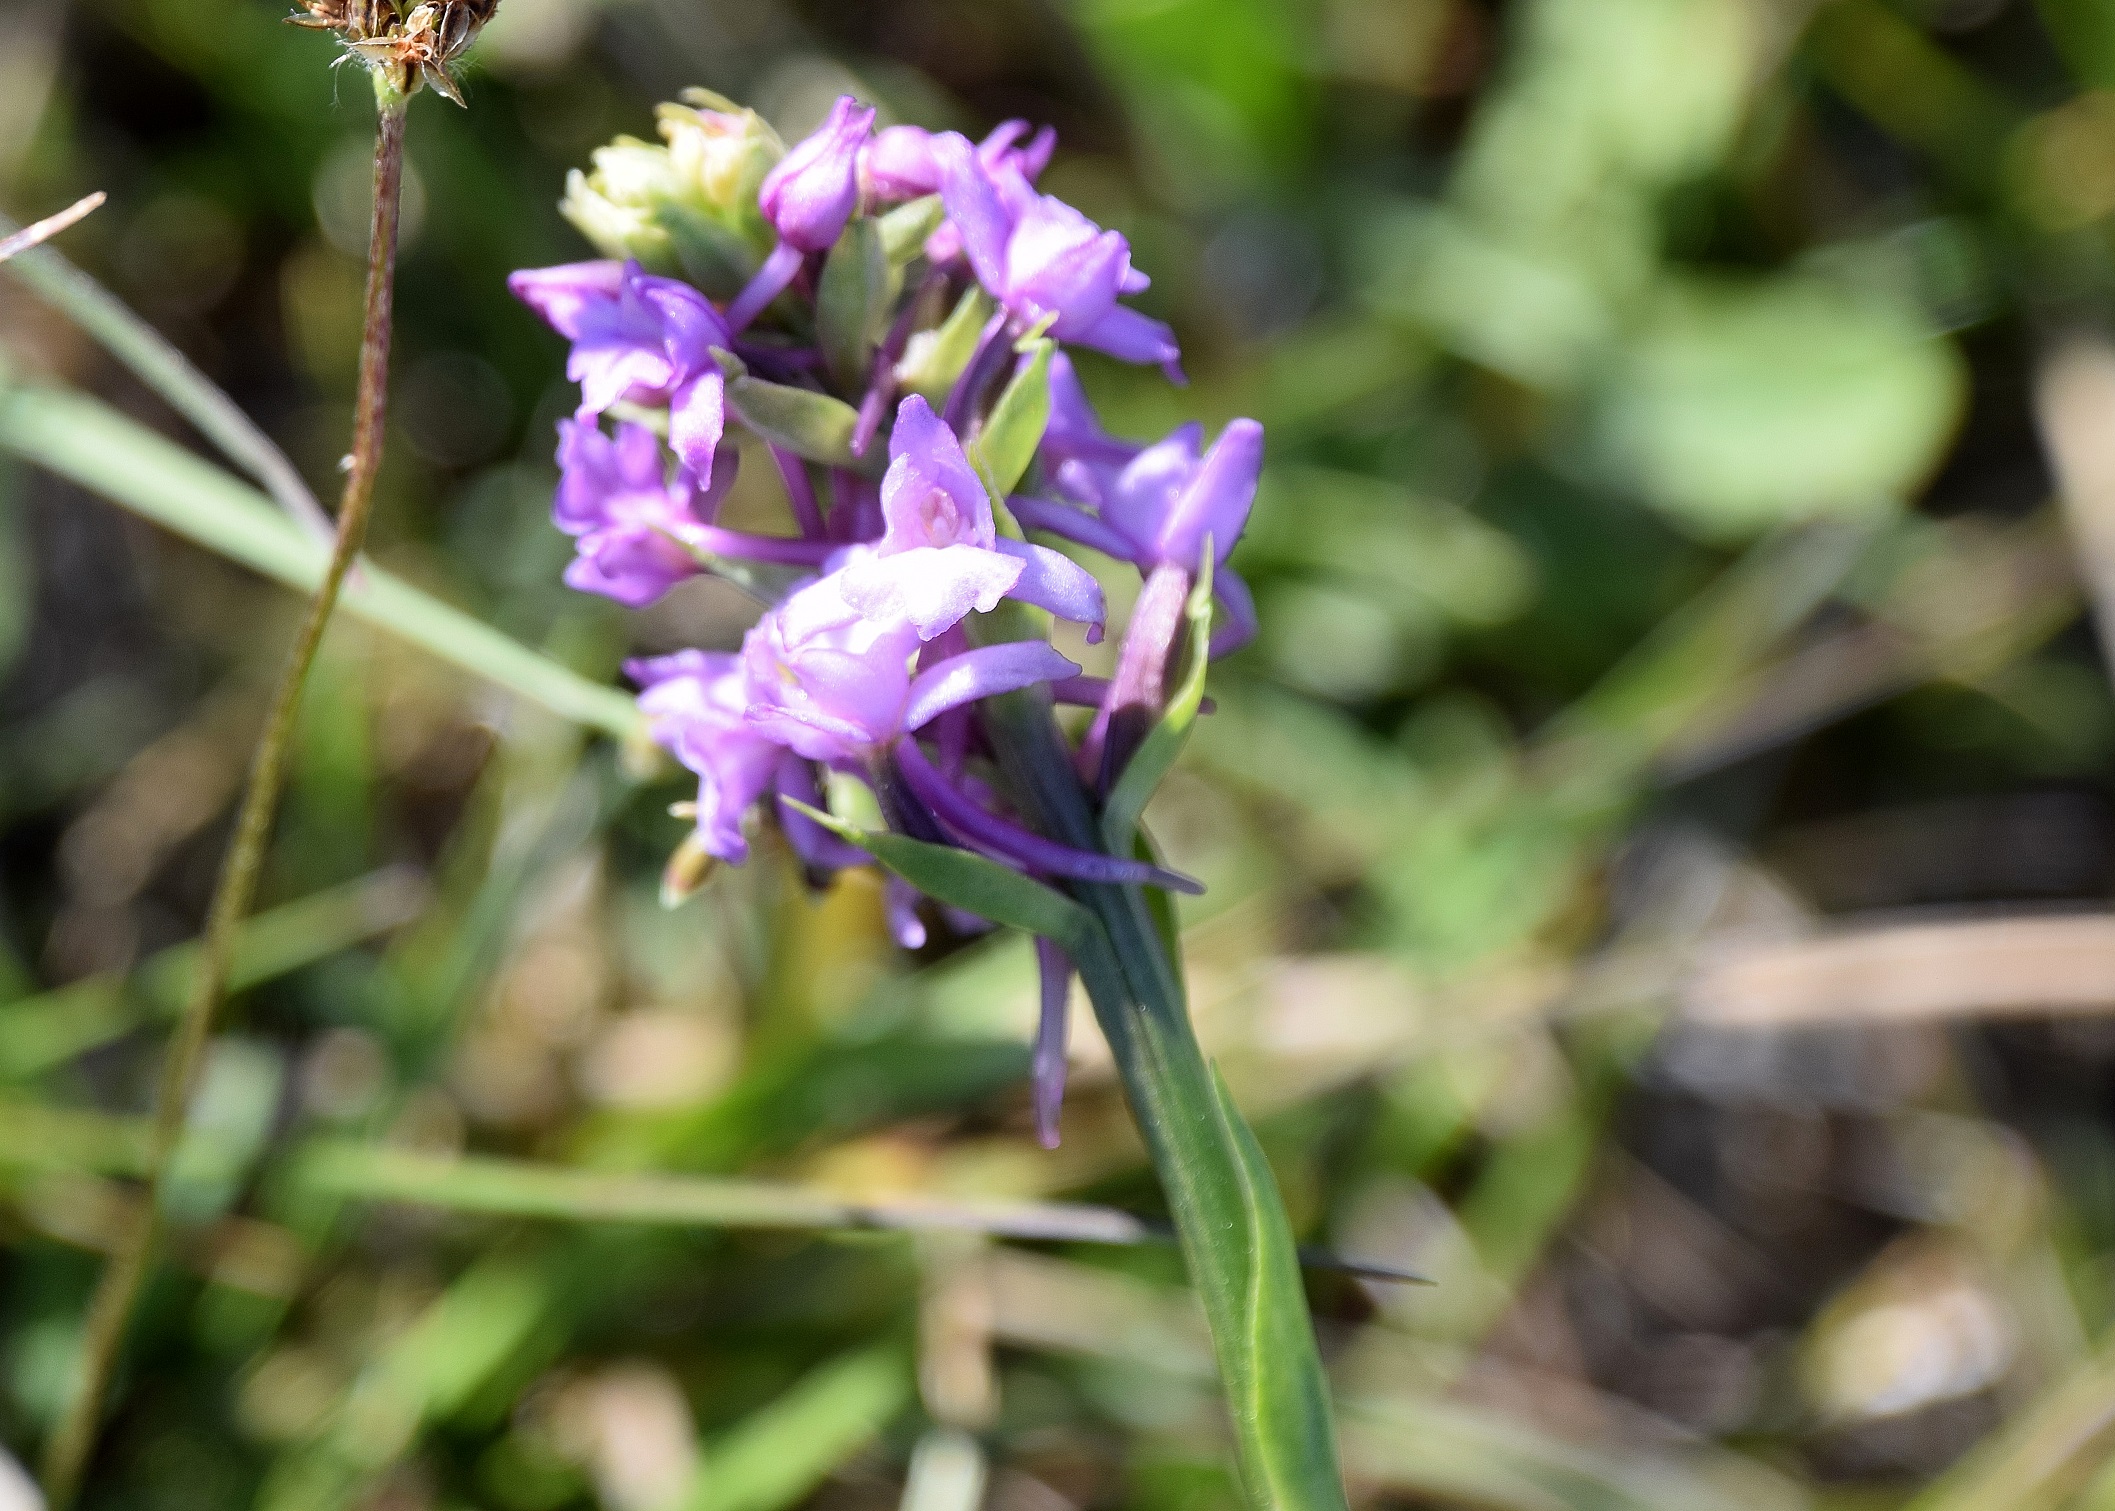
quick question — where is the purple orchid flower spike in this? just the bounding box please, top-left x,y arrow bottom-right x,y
553,420 -> 836,607
837,394 -> 1106,639
630,650 -> 788,864
728,95 -> 877,332
740,570 -> 1080,765
509,260 -> 733,485
933,134 -> 1182,381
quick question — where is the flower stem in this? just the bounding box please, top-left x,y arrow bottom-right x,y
970,610 -> 1349,1511
38,77 -> 411,1510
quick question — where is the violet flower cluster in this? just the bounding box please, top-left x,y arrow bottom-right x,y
511,95 -> 1263,1145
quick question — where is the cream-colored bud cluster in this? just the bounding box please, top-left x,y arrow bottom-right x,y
560,89 -> 784,298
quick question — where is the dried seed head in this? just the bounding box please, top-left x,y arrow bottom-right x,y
289,0 -> 497,104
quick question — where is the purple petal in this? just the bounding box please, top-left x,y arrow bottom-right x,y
902,642 -> 1078,732
837,544 -> 1022,641
759,95 -> 875,252
1033,938 -> 1071,1148
862,124 -> 941,200
1158,419 -> 1262,570
1072,303 -> 1184,378
508,260 -> 625,339
996,539 -> 1106,636
1010,215 -> 1129,333
689,524 -> 839,566
627,648 -> 780,862
995,123 -> 1057,183
669,372 -> 727,488
1211,567 -> 1259,659
934,132 -> 1016,296
771,445 -> 826,538
1008,494 -> 1138,562
1080,561 -> 1188,787
563,529 -> 697,607
1044,352 -> 1139,470
1049,675 -> 1111,707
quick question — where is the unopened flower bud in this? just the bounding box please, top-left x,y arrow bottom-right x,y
560,139 -> 682,269
758,95 -> 876,253
659,92 -> 782,228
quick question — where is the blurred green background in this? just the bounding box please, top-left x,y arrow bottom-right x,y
8,0 -> 2115,1507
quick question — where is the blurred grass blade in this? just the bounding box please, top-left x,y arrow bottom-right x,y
0,193 -> 104,266
1684,913 -> 2115,1026
0,383 -> 643,740
0,865 -> 429,1080
689,1346 -> 909,1511
257,1254 -> 556,1511
292,1141 -> 1169,1247
0,214 -> 334,543
1340,1396 -> 1805,1511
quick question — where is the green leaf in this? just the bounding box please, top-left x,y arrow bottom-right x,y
817,217 -> 894,391
784,801 -> 1102,958
0,383 -> 644,741
720,363 -> 871,473
877,194 -> 945,265
1589,275 -> 1965,540
900,287 -> 994,404
1209,1066 -> 1346,1510
1101,553 -> 1215,851
967,334 -> 1053,503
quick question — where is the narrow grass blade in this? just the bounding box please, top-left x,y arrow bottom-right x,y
0,213 -> 334,542
291,1141 -> 1168,1247
0,383 -> 643,740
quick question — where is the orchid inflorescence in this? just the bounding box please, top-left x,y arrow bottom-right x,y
510,93 -> 1264,1146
